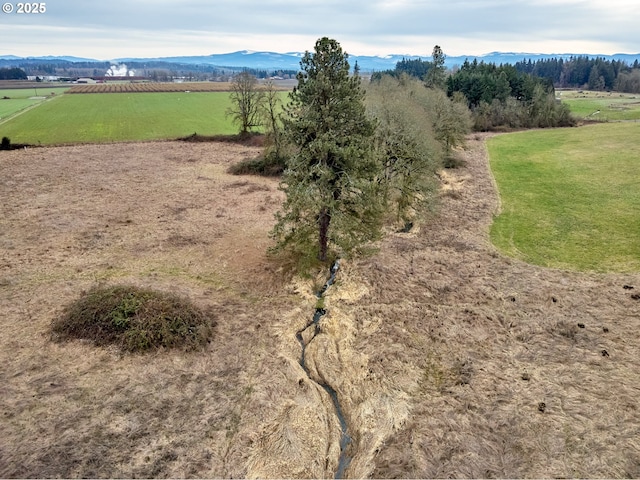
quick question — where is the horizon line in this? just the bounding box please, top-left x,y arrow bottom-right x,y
2,49 -> 640,63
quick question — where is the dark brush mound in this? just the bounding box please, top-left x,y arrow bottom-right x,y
51,285 -> 216,353
178,131 -> 265,147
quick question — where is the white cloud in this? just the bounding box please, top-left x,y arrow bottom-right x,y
0,0 -> 638,58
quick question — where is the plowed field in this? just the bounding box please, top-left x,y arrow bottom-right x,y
67,82 -> 234,93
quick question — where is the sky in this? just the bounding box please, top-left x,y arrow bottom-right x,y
1,0 -> 639,60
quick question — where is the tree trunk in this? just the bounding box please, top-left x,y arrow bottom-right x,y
318,206 -> 330,261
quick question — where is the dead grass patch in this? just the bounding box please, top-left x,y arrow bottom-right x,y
2,133 -> 640,478
0,141 -> 290,478
347,133 -> 640,478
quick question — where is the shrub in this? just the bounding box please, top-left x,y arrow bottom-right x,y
51,285 -> 216,353
365,75 -> 446,223
227,151 -> 286,176
1,137 -> 10,150
178,132 -> 265,147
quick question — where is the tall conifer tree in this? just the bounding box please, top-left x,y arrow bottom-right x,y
271,37 -> 383,264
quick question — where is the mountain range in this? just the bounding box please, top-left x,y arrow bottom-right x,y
2,50 -> 640,71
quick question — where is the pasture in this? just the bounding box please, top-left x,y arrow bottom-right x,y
1,83 -> 640,477
560,90 -> 640,121
489,122 -> 640,272
0,87 -> 68,122
0,91 -> 238,144
0,86 -> 290,144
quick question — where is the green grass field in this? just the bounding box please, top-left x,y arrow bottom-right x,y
0,91 -> 242,144
559,90 -> 640,121
489,123 -> 640,272
0,87 -> 68,122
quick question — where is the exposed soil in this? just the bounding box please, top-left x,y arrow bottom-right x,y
1,134 -> 639,478
67,82 -> 236,94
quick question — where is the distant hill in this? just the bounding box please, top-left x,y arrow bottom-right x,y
0,55 -> 101,63
2,51 -> 640,72
108,50 -> 640,71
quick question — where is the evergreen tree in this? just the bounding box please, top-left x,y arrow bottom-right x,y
271,37 -> 383,265
588,64 -> 606,91
0,67 -> 27,80
424,45 -> 447,89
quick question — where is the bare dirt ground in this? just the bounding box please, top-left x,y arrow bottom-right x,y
1,135 -> 639,478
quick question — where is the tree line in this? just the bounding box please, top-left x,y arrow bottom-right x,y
373,54 -> 640,94
0,59 -> 297,82
372,51 -> 575,131
446,60 -> 574,130
514,56 -> 640,93
0,67 -> 27,80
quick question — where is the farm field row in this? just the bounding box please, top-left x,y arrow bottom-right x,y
489,122 -> 640,272
67,82 -> 235,94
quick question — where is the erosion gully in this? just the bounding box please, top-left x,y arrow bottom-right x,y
295,260 -> 352,479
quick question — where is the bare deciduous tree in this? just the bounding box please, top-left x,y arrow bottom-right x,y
226,71 -> 264,134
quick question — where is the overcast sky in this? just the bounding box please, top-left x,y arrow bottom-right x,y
1,0 -> 639,60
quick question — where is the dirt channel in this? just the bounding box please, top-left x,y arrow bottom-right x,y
1,135 -> 639,478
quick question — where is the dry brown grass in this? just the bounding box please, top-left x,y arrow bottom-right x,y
1,134 -> 640,478
0,141 -> 292,477
347,134 -> 640,478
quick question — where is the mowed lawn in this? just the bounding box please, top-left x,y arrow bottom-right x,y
489,122 -> 640,272
0,91 -> 240,144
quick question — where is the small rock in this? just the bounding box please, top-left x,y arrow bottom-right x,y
631,294 -> 640,300
601,349 -> 610,357
521,372 -> 530,381
538,402 -> 546,413
577,323 -> 585,329
623,285 -> 634,290
603,326 -> 609,333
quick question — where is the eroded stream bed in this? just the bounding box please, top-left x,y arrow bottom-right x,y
295,260 -> 352,478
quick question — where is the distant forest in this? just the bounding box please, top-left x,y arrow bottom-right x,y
373,55 -> 640,94
0,67 -> 27,80
515,56 -> 640,92
2,53 -> 640,93
0,59 -> 297,81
